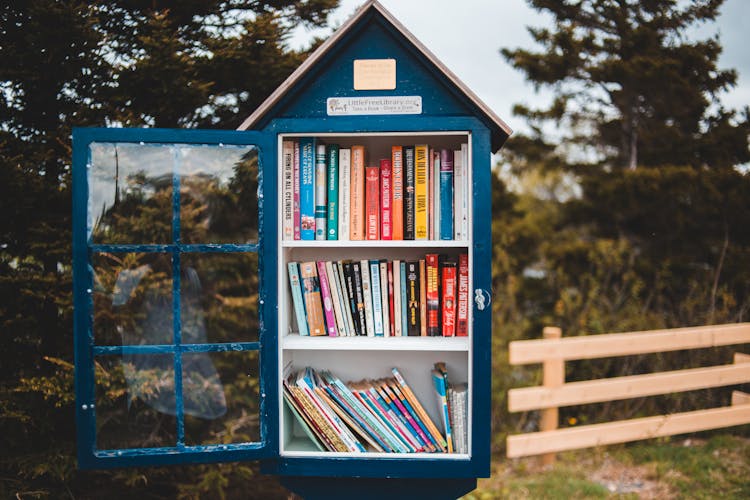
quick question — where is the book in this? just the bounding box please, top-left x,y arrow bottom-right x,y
432,150 -> 440,241
428,148 -> 434,240
441,258 -> 457,337
419,259 -> 427,336
400,261 -> 409,337
414,144 -> 429,240
299,138 -> 316,240
337,261 -> 357,336
377,383 -> 434,452
299,261 -> 326,336
403,145 -> 415,240
383,381 -> 439,451
391,368 -> 447,451
453,146 -> 463,241
282,140 -> 294,240
456,253 -> 469,337
326,144 -> 339,240
338,148 -> 351,241
405,260 -> 420,336
391,146 -> 404,240
434,362 -> 454,449
386,261 -> 394,337
392,259 -> 402,337
365,166 -> 380,240
380,159 -> 392,240
448,383 -> 468,454
350,261 -> 367,336
431,368 -> 454,453
287,262 -> 309,336
459,143 -> 469,240
284,381 -> 339,452
425,254 -> 440,336
350,145 -> 366,240
293,140 -> 301,240
326,261 -> 348,337
283,384 -> 326,451
369,260 -> 384,336
379,260 -> 390,337
316,261 -> 337,336
314,143 -> 327,240
360,259 -> 375,336
439,149 -> 454,240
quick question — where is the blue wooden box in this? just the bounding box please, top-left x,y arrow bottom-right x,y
72,1 -> 510,497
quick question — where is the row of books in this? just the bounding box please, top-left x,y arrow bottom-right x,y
281,139 -> 470,242
283,365 -> 466,453
288,253 -> 469,337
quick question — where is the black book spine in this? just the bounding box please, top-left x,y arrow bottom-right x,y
406,260 -> 420,336
352,261 -> 367,336
342,261 -> 362,335
403,146 -> 415,240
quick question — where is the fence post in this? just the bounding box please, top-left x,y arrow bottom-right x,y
540,326 -> 563,466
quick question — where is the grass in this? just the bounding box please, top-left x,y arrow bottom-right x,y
465,434 -> 750,499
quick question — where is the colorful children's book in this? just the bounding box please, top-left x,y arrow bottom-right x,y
431,367 -> 454,453
287,262 -> 309,336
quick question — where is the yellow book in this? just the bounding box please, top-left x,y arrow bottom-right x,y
414,144 -> 429,240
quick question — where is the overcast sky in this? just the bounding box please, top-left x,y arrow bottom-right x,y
291,0 -> 750,136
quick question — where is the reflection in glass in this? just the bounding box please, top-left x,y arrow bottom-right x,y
180,145 -> 259,244
93,253 -> 173,345
184,351 -> 260,445
95,354 -> 176,449
181,253 -> 259,344
89,143 -> 172,244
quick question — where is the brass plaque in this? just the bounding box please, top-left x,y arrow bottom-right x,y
353,59 -> 396,90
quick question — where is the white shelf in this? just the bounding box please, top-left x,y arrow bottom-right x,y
281,240 -> 470,248
282,335 -> 470,351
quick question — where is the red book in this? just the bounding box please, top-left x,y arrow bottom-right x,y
441,259 -> 457,337
365,166 -> 380,240
380,159 -> 393,240
456,253 -> 469,336
425,254 -> 440,336
387,261 -> 395,337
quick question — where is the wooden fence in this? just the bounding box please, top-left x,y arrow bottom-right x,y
506,323 -> 750,463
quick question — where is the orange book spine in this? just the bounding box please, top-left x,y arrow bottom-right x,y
391,146 -> 404,240
350,145 -> 366,240
299,261 -> 327,336
365,166 -> 380,240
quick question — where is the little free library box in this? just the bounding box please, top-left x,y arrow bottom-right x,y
72,1 -> 511,497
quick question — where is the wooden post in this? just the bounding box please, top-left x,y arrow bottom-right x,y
540,326 -> 563,466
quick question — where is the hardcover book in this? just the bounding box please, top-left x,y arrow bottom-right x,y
299,137 -> 316,240
338,148 -> 351,241
326,144 -> 339,240
350,145 -> 366,240
365,165 -> 380,240
439,149 -> 454,240
392,259 -> 402,337
282,140 -> 295,240
403,145 -> 415,240
414,144 -> 429,240
456,253 -> 469,337
315,143 -> 327,240
299,261 -> 326,336
316,261 -> 337,336
287,262 -> 309,336
441,258 -> 457,337
380,159 -> 392,240
425,253 -> 440,336
391,146 -> 404,240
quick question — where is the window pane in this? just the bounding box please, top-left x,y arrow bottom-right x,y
93,252 -> 173,345
95,354 -> 177,450
183,351 -> 260,445
179,145 -> 259,244
181,253 -> 259,344
89,143 -> 172,244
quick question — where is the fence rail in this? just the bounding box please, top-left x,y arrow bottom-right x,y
506,323 -> 750,462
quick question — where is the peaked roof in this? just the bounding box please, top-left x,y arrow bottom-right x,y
237,0 -> 512,151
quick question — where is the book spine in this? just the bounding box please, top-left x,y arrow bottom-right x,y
400,261 -> 408,337
299,138 -> 316,240
337,261 -> 355,336
391,146 -> 404,240
350,145 -> 366,240
379,260 -> 390,337
440,149 -> 454,240
338,148 -> 351,241
282,140 -> 294,240
321,383 -> 387,452
371,387 -> 424,451
453,147 -> 463,241
293,139 -> 301,240
419,258 -> 427,336
315,144 -> 327,240
441,259 -> 457,337
432,150 -> 440,241
344,261 -> 363,336
326,261 -> 348,336
377,384 -> 432,452
414,144 -> 429,240
392,260 -> 402,337
353,388 -> 411,452
365,166 -> 380,240
287,262 -> 309,336
406,261 -> 420,336
432,370 -> 454,453
360,259 -> 375,337
316,261 -> 337,336
403,146 -> 415,240
425,253 -> 440,336
428,148 -> 434,240
326,144 -> 339,240
363,386 -> 418,452
369,260 -> 384,336
456,253 -> 469,337
386,261 -> 394,337
299,261 -> 326,336
391,368 -> 447,450
351,261 -> 367,336
460,143 -> 469,240
380,159 -> 392,240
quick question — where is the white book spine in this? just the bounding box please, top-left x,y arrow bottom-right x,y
392,259 -> 402,337
360,259 -> 375,337
380,261 -> 390,337
433,153 -> 441,241
369,260 -> 384,336
325,261 -> 348,337
282,141 -> 295,240
461,143 -> 469,240
338,148 -> 351,241
454,148 -> 462,241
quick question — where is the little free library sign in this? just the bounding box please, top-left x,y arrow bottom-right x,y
326,95 -> 423,116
